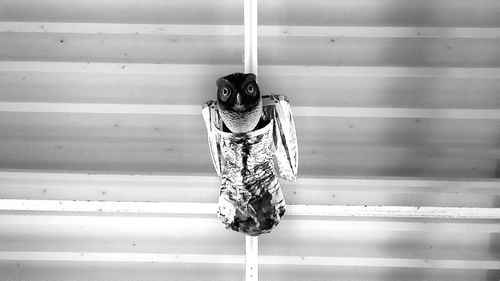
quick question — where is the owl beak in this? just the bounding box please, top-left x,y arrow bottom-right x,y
233,93 -> 245,111
236,93 -> 242,106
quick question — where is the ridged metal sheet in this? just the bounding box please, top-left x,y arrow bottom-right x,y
0,0 -> 499,280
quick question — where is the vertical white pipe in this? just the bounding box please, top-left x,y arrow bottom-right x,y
244,0 -> 258,76
245,235 -> 258,281
244,1 -> 259,281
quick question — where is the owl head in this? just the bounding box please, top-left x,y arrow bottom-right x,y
216,73 -> 260,112
216,73 -> 262,133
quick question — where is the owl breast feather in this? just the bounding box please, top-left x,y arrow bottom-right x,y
216,119 -> 286,236
219,99 -> 263,133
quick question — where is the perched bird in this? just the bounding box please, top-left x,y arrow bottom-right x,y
202,72 -> 299,236
216,73 -> 263,133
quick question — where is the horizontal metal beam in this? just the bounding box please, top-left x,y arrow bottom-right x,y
292,107 -> 500,120
2,214 -> 500,232
0,102 -> 498,119
2,22 -> 500,38
1,199 -> 499,219
2,61 -> 500,78
0,102 -> 201,115
1,172 -> 499,194
287,205 -> 500,219
1,251 -> 498,269
0,199 -> 215,215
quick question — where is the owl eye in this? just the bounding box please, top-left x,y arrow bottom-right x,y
220,87 -> 231,101
245,84 -> 255,95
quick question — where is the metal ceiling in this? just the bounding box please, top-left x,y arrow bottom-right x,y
0,0 -> 499,280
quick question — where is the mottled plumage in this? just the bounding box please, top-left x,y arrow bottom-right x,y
202,73 -> 298,236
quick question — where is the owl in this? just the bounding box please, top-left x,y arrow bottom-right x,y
216,73 -> 263,133
202,72 -> 298,236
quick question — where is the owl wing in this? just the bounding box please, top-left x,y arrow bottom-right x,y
202,100 -> 224,177
262,95 -> 299,183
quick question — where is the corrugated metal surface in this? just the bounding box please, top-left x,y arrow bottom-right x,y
0,0 -> 499,280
